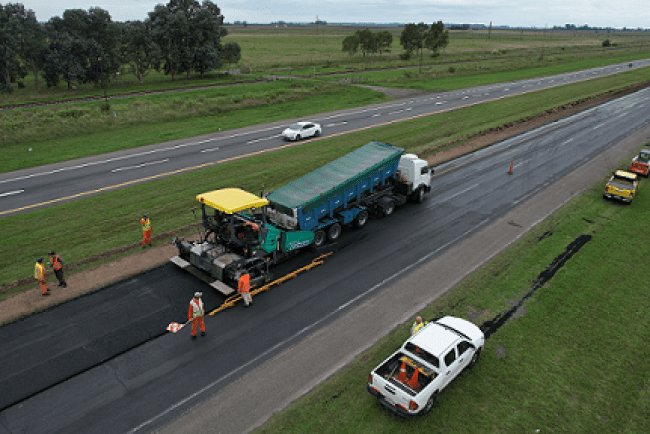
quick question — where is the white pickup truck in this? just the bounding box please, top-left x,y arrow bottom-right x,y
367,316 -> 485,416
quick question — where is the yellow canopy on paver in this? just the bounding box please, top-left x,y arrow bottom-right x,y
196,188 -> 269,214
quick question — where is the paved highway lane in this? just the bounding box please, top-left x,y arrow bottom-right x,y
2,59 -> 649,216
2,87 -> 650,434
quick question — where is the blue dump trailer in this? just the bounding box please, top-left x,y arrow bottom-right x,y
266,142 -> 432,246
171,142 -> 432,294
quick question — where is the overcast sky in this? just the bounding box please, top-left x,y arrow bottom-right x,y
25,0 -> 650,29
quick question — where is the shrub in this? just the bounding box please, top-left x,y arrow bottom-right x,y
602,39 -> 611,47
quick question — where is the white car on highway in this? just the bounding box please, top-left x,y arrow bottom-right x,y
367,316 -> 484,416
281,122 -> 321,141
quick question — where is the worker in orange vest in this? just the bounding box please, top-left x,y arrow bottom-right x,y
34,257 -> 49,296
140,214 -> 152,248
238,270 -> 252,307
188,292 -> 206,340
49,250 -> 67,288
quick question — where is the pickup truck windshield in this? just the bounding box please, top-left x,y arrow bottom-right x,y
405,342 -> 439,368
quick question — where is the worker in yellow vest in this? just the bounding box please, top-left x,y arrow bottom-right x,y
411,316 -> 428,335
188,292 -> 206,340
34,258 -> 49,296
49,250 -> 67,288
140,214 -> 152,248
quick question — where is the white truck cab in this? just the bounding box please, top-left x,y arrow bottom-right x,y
367,316 -> 484,416
398,154 -> 431,187
397,154 -> 432,203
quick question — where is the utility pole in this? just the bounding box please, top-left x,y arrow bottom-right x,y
98,56 -> 108,104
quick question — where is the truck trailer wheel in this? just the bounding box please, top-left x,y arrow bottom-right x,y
327,223 -> 342,242
380,198 -> 395,216
313,230 -> 326,247
353,210 -> 369,229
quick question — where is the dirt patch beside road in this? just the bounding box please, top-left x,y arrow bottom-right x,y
2,80 -> 648,326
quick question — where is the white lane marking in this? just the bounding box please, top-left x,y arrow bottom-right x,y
0,189 -> 24,198
561,138 -> 574,146
0,125 -> 290,185
372,113 -> 381,117
439,182 -> 480,202
111,159 -> 169,173
125,218 -> 490,434
200,147 -> 220,153
388,110 -> 404,115
324,122 -> 347,127
247,135 -> 282,144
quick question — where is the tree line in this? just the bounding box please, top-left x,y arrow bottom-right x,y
0,0 -> 241,93
342,21 -> 449,60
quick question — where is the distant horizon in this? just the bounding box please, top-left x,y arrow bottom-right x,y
223,21 -> 649,31
20,1 -> 650,31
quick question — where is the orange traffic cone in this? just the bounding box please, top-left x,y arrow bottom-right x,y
407,368 -> 420,389
397,360 -> 407,383
508,160 -> 514,175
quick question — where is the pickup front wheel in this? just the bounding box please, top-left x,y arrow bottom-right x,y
468,348 -> 482,368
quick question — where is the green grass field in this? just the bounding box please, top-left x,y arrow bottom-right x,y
6,26 -> 645,103
253,147 -> 650,434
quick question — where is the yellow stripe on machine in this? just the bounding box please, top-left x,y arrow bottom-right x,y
196,188 -> 269,214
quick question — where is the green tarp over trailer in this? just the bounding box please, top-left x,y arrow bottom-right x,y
267,142 -> 404,211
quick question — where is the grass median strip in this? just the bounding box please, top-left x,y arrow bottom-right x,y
253,152 -> 650,434
0,81 -> 389,172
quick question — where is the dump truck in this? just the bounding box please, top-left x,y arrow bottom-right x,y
170,142 -> 432,294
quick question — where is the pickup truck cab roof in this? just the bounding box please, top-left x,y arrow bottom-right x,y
613,170 -> 638,182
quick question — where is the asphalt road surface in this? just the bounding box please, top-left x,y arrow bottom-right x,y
2,85 -> 649,433
2,59 -> 649,217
